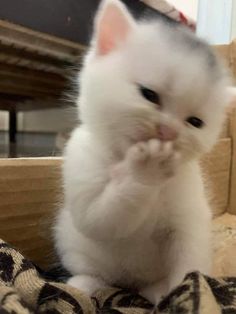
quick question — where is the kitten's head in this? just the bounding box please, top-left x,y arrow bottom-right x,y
78,0 -> 230,159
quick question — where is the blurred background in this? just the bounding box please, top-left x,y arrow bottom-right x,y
0,0 -> 233,157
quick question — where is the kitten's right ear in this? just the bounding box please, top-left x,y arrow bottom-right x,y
92,0 -> 136,56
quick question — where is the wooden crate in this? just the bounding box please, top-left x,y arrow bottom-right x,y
0,108 -> 235,266
0,158 -> 62,266
0,43 -> 235,266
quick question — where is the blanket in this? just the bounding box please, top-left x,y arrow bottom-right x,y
0,239 -> 235,313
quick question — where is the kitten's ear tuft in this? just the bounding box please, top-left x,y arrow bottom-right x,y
93,0 -> 135,56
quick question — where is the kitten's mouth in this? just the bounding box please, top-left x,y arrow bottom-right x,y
129,124 -> 157,144
130,123 -> 179,145
125,117 -> 202,162
131,132 -> 155,143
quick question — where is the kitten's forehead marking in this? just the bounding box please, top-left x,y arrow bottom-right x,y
177,30 -> 218,70
148,21 -> 221,80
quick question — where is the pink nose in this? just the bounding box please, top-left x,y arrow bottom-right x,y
157,124 -> 178,141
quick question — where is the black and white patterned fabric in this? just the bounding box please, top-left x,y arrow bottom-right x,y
0,239 -> 235,313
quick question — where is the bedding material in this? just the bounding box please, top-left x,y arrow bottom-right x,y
0,239 -> 235,313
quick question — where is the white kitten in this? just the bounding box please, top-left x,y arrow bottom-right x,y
54,0 -> 229,305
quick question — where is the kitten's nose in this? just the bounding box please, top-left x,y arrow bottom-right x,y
157,124 -> 178,141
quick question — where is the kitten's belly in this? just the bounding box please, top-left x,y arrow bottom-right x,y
56,210 -> 167,289
105,238 -> 166,288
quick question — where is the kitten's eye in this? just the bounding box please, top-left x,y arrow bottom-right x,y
140,86 -> 160,105
186,117 -> 204,128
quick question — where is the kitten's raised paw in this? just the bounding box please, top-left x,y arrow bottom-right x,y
127,139 -> 160,162
127,139 -> 180,182
127,139 -> 176,162
67,275 -> 107,296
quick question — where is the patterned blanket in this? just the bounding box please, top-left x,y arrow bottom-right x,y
0,239 -> 235,313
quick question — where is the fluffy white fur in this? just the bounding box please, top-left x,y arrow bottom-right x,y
54,0 -> 230,305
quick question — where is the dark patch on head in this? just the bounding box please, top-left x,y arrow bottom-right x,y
134,3 -> 221,80
154,21 -> 223,82
180,30 -> 217,69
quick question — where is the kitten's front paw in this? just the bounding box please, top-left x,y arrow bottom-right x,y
67,275 -> 107,296
126,139 -> 180,183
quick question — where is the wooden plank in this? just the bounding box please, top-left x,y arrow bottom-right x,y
0,166 -> 60,180
212,213 -> 236,277
0,44 -> 73,71
0,62 -> 66,86
0,99 -> 63,111
0,53 -> 65,75
214,44 -> 232,69
201,139 -> 231,171
220,116 -> 229,138
0,177 -> 61,193
205,171 -> 230,217
229,108 -> 236,214
0,190 -> 60,206
230,40 -> 236,83
0,157 -> 62,166
200,139 -> 231,217
0,72 -> 65,92
0,158 -> 62,266
0,19 -> 85,63
0,202 -> 59,218
214,43 -> 235,85
0,81 -> 63,98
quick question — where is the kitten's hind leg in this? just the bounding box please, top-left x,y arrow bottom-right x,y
67,275 -> 107,296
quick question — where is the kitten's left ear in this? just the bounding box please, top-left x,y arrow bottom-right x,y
93,0 -> 136,56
